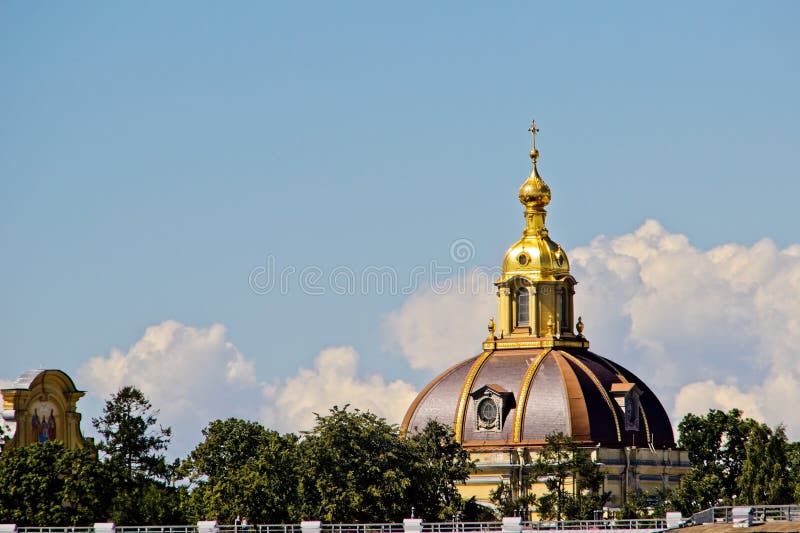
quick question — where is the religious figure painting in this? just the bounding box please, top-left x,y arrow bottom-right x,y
30,401 -> 58,442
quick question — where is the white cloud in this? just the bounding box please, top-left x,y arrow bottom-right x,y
382,269 -> 496,371
673,380 -> 764,422
261,346 -> 418,433
79,321 -> 417,456
79,320 -> 262,456
68,220 -> 800,455
569,220 -> 800,437
382,220 -> 800,439
673,373 -> 800,435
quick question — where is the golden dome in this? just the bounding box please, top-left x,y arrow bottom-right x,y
500,233 -> 570,282
518,174 -> 551,209
518,145 -> 551,208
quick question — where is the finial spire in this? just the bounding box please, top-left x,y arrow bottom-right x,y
528,119 -> 540,163
518,118 -> 550,215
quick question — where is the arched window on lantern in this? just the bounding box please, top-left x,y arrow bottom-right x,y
516,288 -> 529,327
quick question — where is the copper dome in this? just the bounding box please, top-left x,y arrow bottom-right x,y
401,346 -> 675,449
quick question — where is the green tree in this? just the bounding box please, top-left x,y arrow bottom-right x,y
489,481 -> 536,520
92,386 -> 183,524
675,409 -> 757,513
529,433 -> 609,521
618,488 -> 676,519
181,418 -> 300,523
787,442 -> 800,503
673,409 -> 800,513
736,423 -> 792,505
93,386 -> 172,481
403,420 -> 474,521
294,406 -> 411,522
0,440 -> 110,525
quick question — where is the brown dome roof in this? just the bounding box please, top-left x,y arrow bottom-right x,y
401,346 -> 675,449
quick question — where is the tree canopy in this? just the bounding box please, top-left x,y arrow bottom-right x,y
291,406 -> 473,522
0,440 -> 110,525
658,409 -> 797,515
490,432 -> 609,521
92,385 -> 172,481
180,418 -> 299,523
8,392 -> 800,526
91,386 -> 184,524
182,406 -> 474,524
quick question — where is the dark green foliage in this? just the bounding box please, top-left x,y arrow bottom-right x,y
488,476 -> 536,519
618,489 -> 674,519
736,424 -> 792,505
0,440 -> 110,525
788,442 -> 800,504
92,386 -> 184,524
673,408 -> 795,515
295,406 -> 410,522
92,385 -> 172,481
182,408 -> 473,524
491,433 -> 608,521
403,420 -> 474,521
529,433 -> 609,521
676,409 -> 753,510
180,418 -> 300,523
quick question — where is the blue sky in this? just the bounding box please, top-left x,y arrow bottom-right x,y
2,2 -> 799,456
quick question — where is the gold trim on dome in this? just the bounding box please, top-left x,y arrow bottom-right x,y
400,358 -> 474,435
640,405 -> 651,444
483,338 -> 589,350
559,352 -> 622,442
513,348 -> 551,442
453,351 -> 492,442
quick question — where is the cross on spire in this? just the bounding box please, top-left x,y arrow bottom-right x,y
528,119 -> 539,149
528,119 -> 540,163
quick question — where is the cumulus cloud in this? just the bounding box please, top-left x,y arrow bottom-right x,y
570,220 -> 800,437
79,320 -> 262,455
79,321 -> 417,456
382,220 -> 800,438
382,269 -> 496,370
261,346 -> 418,433
673,380 -> 764,421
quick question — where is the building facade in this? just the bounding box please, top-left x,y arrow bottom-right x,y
1,369 -> 86,450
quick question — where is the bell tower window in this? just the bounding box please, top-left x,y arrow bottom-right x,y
516,288 -> 529,327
